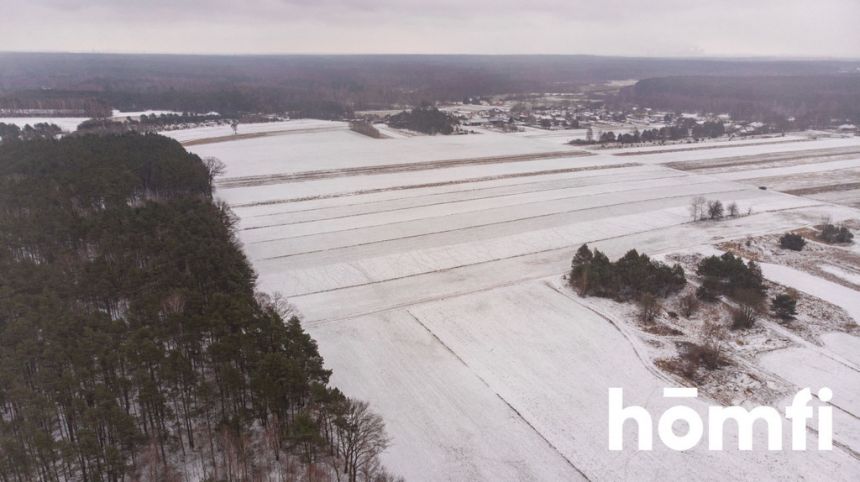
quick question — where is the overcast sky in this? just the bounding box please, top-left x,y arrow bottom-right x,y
3,0 -> 859,58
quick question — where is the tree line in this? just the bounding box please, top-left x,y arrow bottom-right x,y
0,122 -> 62,142
0,133 -> 396,481
618,75 -> 860,127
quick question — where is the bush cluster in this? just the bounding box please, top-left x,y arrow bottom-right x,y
695,253 -> 766,301
569,244 -> 686,301
695,253 -> 767,329
820,223 -> 854,244
779,232 -> 806,251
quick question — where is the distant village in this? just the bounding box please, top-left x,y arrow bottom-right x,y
432,98 -> 858,145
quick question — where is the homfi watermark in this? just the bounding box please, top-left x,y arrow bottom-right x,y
608,387 -> 833,451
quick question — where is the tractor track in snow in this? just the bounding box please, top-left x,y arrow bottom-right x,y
240,172 -> 686,231
230,162 -> 638,207
665,146 -> 860,172
181,125 -> 347,146
403,310 -> 593,481
254,186 -> 754,259
217,150 -> 595,188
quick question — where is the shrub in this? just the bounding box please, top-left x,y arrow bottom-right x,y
779,233 -> 806,251
731,304 -> 758,329
638,293 -> 662,323
678,291 -> 700,317
772,293 -> 798,320
675,320 -> 727,378
820,223 -> 854,244
696,252 -> 766,302
730,288 -> 766,329
698,319 -> 727,369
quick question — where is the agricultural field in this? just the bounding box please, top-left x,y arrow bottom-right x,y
172,121 -> 860,480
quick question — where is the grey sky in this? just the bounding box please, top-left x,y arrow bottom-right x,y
3,0 -> 859,57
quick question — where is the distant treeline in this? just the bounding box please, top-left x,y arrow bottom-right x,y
581,119 -> 727,145
2,52 -> 858,118
0,134 -> 394,481
618,75 -> 860,126
75,113 -> 231,134
0,89 -> 111,117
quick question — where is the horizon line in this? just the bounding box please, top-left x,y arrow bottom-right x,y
2,50 -> 860,62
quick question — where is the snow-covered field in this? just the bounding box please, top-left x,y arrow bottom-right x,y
761,263 -> 860,325
164,119 -> 345,144
171,120 -> 860,480
820,264 -> 860,285
606,134 -> 808,154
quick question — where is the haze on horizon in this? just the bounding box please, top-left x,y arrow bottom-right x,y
2,0 -> 859,59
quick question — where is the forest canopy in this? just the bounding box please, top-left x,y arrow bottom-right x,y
0,134 -> 393,481
618,75 -> 860,126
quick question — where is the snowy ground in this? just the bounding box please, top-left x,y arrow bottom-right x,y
164,119 -> 345,144
170,120 -> 860,480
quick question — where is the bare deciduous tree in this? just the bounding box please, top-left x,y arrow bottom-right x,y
334,399 -> 390,482
202,156 -> 225,184
699,318 -> 726,369
678,291 -> 700,318
707,200 -> 724,220
637,293 -> 661,323
727,201 -> 739,217
689,196 -> 706,221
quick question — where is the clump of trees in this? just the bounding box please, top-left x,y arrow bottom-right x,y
387,103 -> 457,135
695,253 -> 767,329
349,120 -> 383,138
138,112 -> 224,127
779,232 -> 806,251
689,196 -> 745,222
569,245 -> 686,306
819,223 -> 854,244
0,133 -> 395,481
595,120 -> 726,145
